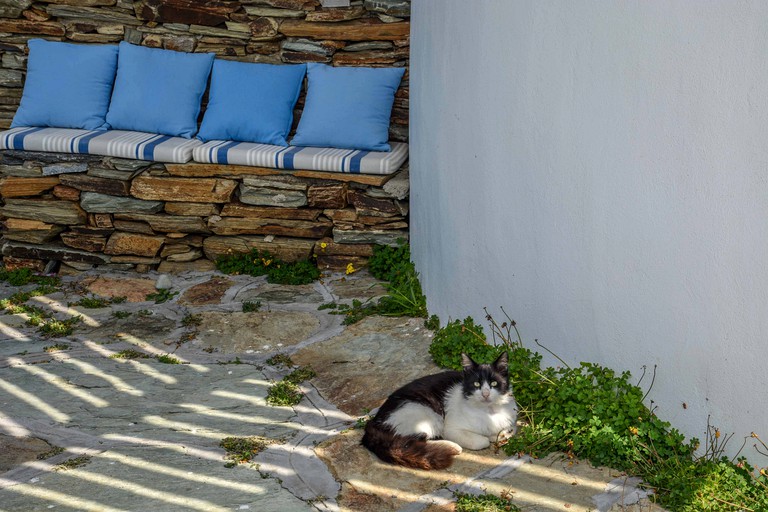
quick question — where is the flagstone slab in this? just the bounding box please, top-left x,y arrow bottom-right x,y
178,276 -> 234,305
235,282 -> 324,305
0,435 -> 53,472
82,276 -> 158,302
192,311 -> 319,353
292,316 -> 439,416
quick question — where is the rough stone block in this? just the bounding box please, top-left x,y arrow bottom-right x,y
307,183 -> 347,208
53,185 -> 81,201
220,203 -> 321,220
203,235 -> 314,262
332,227 -> 407,246
239,183 -> 307,208
208,216 -> 332,238
279,18 -> 409,41
1,240 -> 111,264
80,192 -> 164,214
1,198 -> 86,225
59,174 -> 131,196
0,176 -> 59,197
104,232 -> 164,257
131,175 -> 237,203
60,231 -> 108,253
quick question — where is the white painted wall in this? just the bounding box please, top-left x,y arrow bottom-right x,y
410,1 -> 768,462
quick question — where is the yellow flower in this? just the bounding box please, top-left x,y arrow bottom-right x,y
345,263 -> 356,275
715,429 -> 721,439
629,426 -> 639,436
261,258 -> 272,267
320,242 -> 328,249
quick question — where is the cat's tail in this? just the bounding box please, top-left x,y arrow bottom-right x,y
361,423 -> 462,470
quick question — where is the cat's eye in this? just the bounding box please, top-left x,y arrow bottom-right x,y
491,381 -> 498,387
473,381 -> 480,388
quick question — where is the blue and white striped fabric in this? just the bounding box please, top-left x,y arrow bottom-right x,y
0,127 -> 202,163
193,140 -> 408,175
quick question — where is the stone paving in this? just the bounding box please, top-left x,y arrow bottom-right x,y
0,269 -> 665,511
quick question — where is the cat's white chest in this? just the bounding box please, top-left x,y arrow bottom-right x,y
442,385 -> 517,448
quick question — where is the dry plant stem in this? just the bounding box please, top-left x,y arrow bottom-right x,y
711,496 -> 754,512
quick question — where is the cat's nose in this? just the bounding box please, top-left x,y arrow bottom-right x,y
481,389 -> 490,399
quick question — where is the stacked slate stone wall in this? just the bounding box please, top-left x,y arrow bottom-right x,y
0,0 -> 410,274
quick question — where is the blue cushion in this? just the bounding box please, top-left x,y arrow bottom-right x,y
197,60 -> 306,146
290,63 -> 405,152
105,42 -> 214,138
12,39 -> 118,131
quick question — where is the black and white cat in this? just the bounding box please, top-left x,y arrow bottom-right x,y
362,352 -> 518,470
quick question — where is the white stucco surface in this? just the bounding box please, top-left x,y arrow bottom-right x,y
410,1 -> 768,462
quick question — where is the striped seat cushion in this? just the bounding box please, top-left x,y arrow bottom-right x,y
193,140 -> 408,175
0,127 -> 202,163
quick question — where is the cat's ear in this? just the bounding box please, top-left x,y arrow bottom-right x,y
460,353 -> 476,371
493,351 -> 509,373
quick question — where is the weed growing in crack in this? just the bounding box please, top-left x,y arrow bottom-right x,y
53,455 -> 91,471
43,343 -> 70,352
36,446 -> 65,460
69,295 -> 126,309
266,353 -> 293,367
220,436 -> 279,468
265,365 -> 315,407
146,289 -> 178,304
39,316 -> 82,338
453,491 -> 520,512
156,354 -> 181,364
110,349 -> 150,360
242,300 -> 262,312
181,313 -> 202,327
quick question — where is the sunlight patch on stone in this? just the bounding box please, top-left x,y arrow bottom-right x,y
0,377 -> 70,423
7,358 -> 109,408
63,359 -> 144,397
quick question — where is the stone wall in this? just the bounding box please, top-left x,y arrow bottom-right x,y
0,0 -> 410,273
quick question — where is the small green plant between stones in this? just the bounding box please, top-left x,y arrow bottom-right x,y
137,309 -> 153,317
284,366 -> 316,385
181,313 -> 202,327
216,249 -> 320,285
69,295 -> 126,308
265,381 -> 303,407
112,310 -> 131,319
110,349 -> 150,360
43,343 -> 70,352
0,268 -> 60,288
39,316 -> 82,338
242,300 -> 262,312
36,446 -> 65,460
266,365 -> 315,406
156,354 -> 181,364
53,455 -> 91,471
265,353 -> 293,367
220,436 -> 278,468
453,491 -> 520,512
324,242 -> 428,325
146,289 -> 178,304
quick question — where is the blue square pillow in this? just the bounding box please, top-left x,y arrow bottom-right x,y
198,60 -> 306,146
105,42 -> 214,138
12,39 -> 118,130
290,63 -> 405,152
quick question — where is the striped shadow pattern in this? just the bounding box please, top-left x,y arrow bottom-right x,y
0,127 -> 202,163
193,140 -> 408,175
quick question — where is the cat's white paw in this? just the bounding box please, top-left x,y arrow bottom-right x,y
430,439 -> 463,455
